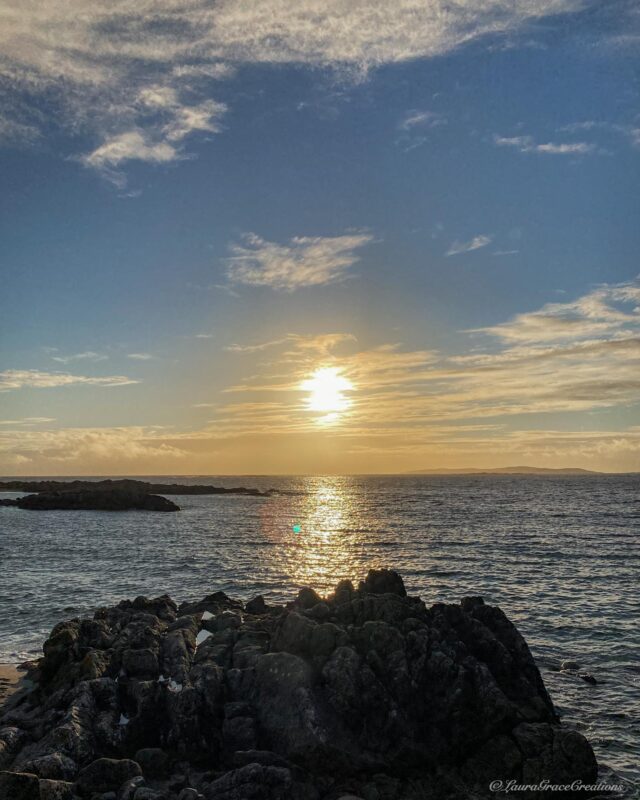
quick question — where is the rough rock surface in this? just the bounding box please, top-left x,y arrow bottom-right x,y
0,569 -> 598,799
0,490 -> 180,512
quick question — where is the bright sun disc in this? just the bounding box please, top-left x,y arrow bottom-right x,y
301,367 -> 353,419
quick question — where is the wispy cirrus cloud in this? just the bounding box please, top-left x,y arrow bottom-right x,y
445,234 -> 493,256
127,352 -> 154,360
226,333 -> 356,354
471,282 -> 640,342
397,109 -> 447,151
400,110 -> 447,131
81,132 -> 178,171
494,134 -> 597,155
560,120 -> 640,151
80,92 -> 227,181
0,117 -> 40,146
0,0 -> 589,181
226,232 -> 374,291
0,369 -> 138,392
225,337 -> 296,354
51,351 -> 107,364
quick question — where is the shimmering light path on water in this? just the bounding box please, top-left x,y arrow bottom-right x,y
1,475 -> 638,790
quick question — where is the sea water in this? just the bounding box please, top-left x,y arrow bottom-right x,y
0,474 -> 638,790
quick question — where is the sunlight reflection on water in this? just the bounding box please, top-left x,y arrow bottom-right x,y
258,477 -> 381,590
1,473 -> 639,787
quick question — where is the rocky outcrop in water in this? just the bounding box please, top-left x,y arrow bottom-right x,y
0,480 -> 274,498
0,569 -> 598,799
0,490 -> 180,512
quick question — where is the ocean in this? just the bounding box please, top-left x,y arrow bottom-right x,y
1,474 -> 638,791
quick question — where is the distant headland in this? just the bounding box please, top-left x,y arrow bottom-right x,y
407,466 -> 603,475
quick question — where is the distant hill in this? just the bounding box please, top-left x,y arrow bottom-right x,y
407,466 -> 602,475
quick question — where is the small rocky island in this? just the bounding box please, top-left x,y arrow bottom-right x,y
0,479 -> 276,513
0,570 -> 597,799
0,480 -> 274,497
0,490 -> 180,513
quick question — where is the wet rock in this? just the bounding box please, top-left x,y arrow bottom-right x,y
118,775 -> 146,800
305,603 -> 331,622
132,788 -> 166,800
245,596 -> 267,615
122,649 -> 159,679
41,621 -> 81,684
17,661 -> 39,673
580,673 -> 598,686
76,758 -> 142,796
38,779 -> 75,800
561,660 -> 580,671
19,753 -> 77,780
134,748 -> 169,779
359,569 -> 406,597
231,631 -> 270,670
177,791 -> 199,800
327,580 -> 355,607
222,716 -> 257,752
114,595 -> 177,623
244,652 -> 335,767
295,587 -> 322,609
460,595 -> 484,612
78,649 -> 112,682
178,592 -> 242,618
333,593 -> 408,627
0,770 -> 40,800
271,613 -> 349,665
215,611 -> 242,631
161,621 -> 197,685
231,751 -> 293,770
512,723 -> 597,785
203,763 -> 293,800
0,727 -> 28,769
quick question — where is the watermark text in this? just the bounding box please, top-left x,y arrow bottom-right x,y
490,779 -> 626,793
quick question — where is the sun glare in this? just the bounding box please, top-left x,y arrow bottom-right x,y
301,367 -> 353,423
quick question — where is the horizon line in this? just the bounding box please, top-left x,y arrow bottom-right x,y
1,469 -> 638,479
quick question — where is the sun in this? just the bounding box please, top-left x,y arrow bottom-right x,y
301,367 -> 353,423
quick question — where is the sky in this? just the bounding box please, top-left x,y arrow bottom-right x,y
0,0 -> 639,475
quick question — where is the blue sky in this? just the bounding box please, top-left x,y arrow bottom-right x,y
1,0 -> 639,474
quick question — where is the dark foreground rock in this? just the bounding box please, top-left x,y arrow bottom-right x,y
0,569 -> 598,799
0,490 -> 179,512
0,479 -> 274,498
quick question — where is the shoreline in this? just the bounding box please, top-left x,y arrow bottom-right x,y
0,663 -> 23,706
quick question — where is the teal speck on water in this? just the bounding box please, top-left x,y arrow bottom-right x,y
0,474 -> 638,791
